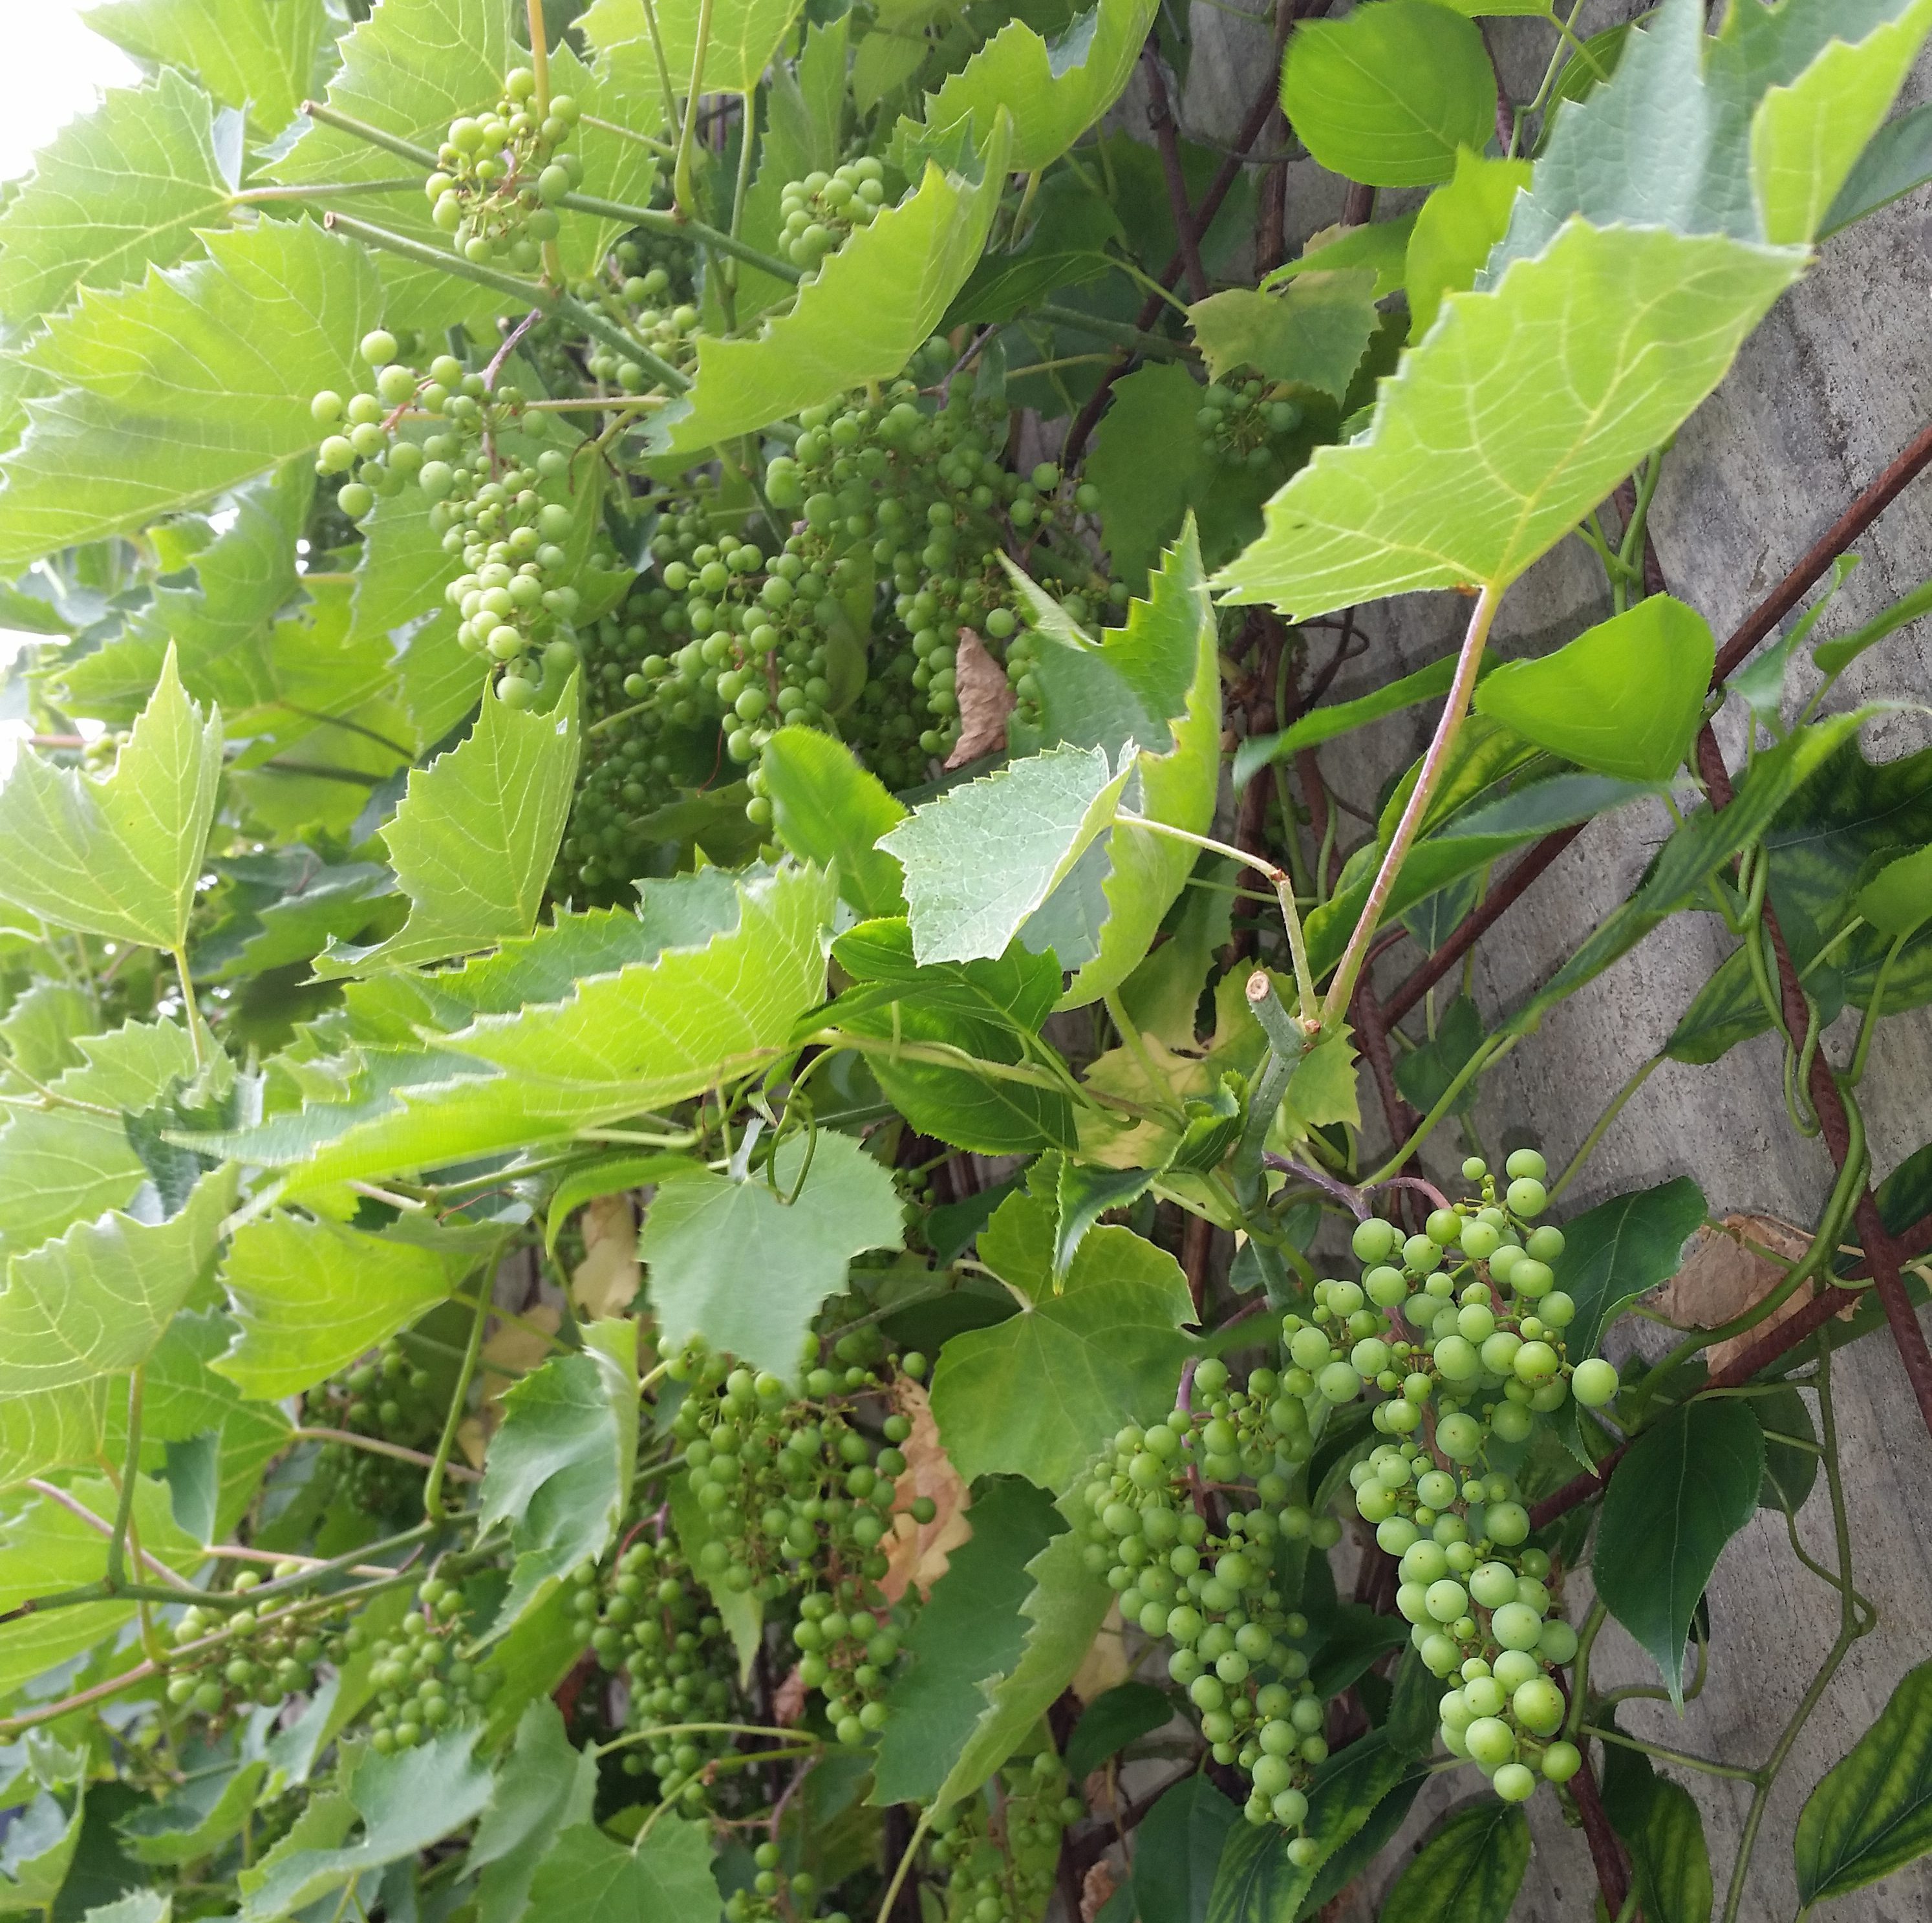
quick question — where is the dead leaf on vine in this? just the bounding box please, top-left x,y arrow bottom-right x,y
1080,1862 -> 1119,1922
773,1664 -> 808,1727
878,1378 -> 972,1602
1071,1598 -> 1131,1701
943,630 -> 1014,769
572,1192 -> 640,1319
457,1301 -> 564,1465
1654,1213 -> 1851,1372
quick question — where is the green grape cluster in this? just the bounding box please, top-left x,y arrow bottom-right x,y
302,1338 -> 442,1515
1194,377 -> 1304,470
425,67 -> 583,271
588,1534 -> 742,1810
163,1567 -> 349,1720
665,1332 -> 928,1741
724,1842 -> 846,1923
1080,1357 -> 1338,1846
930,1748 -> 1084,1923
777,156 -> 889,269
359,1577 -> 500,1754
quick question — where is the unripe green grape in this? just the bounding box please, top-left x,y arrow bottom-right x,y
1494,1761 -> 1537,1802
1541,1740 -> 1582,1783
1572,1357 -> 1618,1406
1465,1715 -> 1515,1768
1505,1148 -> 1547,1182
338,481 -> 374,519
361,329 -> 399,367
1507,1177 -> 1548,1217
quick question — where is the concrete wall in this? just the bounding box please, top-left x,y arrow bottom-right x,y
1163,5 -> 1932,1915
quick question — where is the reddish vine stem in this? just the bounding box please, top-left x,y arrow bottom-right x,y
1143,52 -> 1209,303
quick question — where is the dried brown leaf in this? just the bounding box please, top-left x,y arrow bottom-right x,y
774,1663 -> 808,1728
1655,1213 -> 1850,1372
1070,1598 -> 1131,1702
877,1377 -> 972,1603
1080,1861 -> 1119,1923
572,1192 -> 640,1320
943,629 -> 1014,770
457,1302 -> 564,1464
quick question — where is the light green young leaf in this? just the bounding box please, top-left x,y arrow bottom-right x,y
1188,274 -> 1380,403
880,742 -> 1132,967
237,1731 -> 495,1921
583,0 -> 808,94
1280,0 -> 1497,189
0,1015 -> 198,1258
187,866 -> 837,1190
871,1477 -> 1064,1804
469,1703 -> 599,1923
1214,220 -> 1803,619
80,1893 -> 167,1923
929,1188 -> 1194,1490
1406,149 -> 1530,343
0,219 -> 379,570
85,0 -> 332,132
934,1512 -> 1111,1806
639,1132 -> 903,1383
0,1792 -> 84,1915
1377,1798 -> 1530,1922
478,1322 -> 637,1630
760,727 -> 908,918
0,69 -> 230,328
1857,844 -> 1932,940
650,124 -> 1012,456
1263,213 -> 1417,299
0,1170 -> 233,1490
522,1816 -> 716,1923
1475,596 -> 1716,782
913,0 -> 1157,173
0,645 -> 220,949
316,682 -> 580,976
213,1214 -> 471,1400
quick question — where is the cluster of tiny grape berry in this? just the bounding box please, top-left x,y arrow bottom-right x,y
777,156 -> 890,269
302,1338 -> 442,1515
359,1576 -> 500,1754
723,1841 -> 844,1923
588,1534 -> 742,1810
581,260 -> 701,392
1082,1357 -> 1338,1845
1194,377 -> 1305,471
664,1333 -> 932,1742
425,67 -> 581,271
164,1566 -> 349,1719
929,1749 -> 1084,1923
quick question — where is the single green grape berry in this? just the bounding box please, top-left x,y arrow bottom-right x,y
1490,1602 -> 1543,1652
1465,1715 -> 1515,1768
337,481 -> 374,519
1507,1177 -> 1549,1218
1351,1217 -> 1397,1263
1505,1148 -> 1547,1182
1572,1357 -> 1618,1406
1461,1156 -> 1488,1180
360,328 -> 400,367
1494,1761 -> 1537,1803
1512,1677 -> 1565,1735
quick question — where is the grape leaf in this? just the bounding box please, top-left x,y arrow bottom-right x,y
1405,150 -> 1530,344
478,1321 -> 638,1630
912,0 -> 1157,173
235,1731 -> 494,1921
1377,1798 -> 1530,1923
0,69 -> 231,329
929,1188 -> 1194,1490
1279,0 -> 1496,189
1795,1656 -> 1932,1904
1594,1399 -> 1763,1707
880,741 -> 1133,967
1214,220 -> 1803,618
583,0 -> 808,95
1135,1774 -> 1240,1923
1474,596 -> 1716,783
213,1214 -> 475,1399
935,1509 -> 1112,1805
0,646 -> 221,950
522,1815 -> 716,1923
1823,99 -> 1932,234
1188,274 -> 1379,403
316,681 -> 580,976
639,1130 -> 903,1383
760,727 -> 908,918
0,1168 -> 233,1491
1552,1176 -> 1710,1362
650,123 -> 1012,456
0,1016 -> 199,1258
0,1792 -> 84,1914
120,1761 -> 270,1868
1263,213 -> 1416,299
84,0 -> 333,133
0,219 -> 379,570
185,866 -> 837,1189
469,1703 -> 599,1923
1231,650 -> 1468,788
871,1476 -> 1064,1803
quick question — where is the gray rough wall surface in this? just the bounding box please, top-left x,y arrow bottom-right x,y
1164,5 -> 1932,1918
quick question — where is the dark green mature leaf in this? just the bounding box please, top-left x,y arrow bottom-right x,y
1796,1658 -> 1932,1904
0,69 -> 230,328
1553,1177 -> 1708,1362
761,729 -> 907,918
0,220 -> 379,570
1476,598 -> 1715,783
1753,1383 -> 1819,1513
1823,100 -> 1932,233
1628,1778 -> 1714,1923
1595,1400 -> 1763,1706
477,1322 -> 638,1629
1135,1775 -> 1239,1923
929,1187 -> 1195,1490
1280,1 -> 1496,189
1064,1682 -> 1174,1781
468,1702 -> 599,1923
1378,1799 -> 1530,1923
639,1131 -> 903,1383
871,1476 -> 1063,1804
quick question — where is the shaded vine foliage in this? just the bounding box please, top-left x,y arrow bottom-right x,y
0,3 -> 1931,1923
